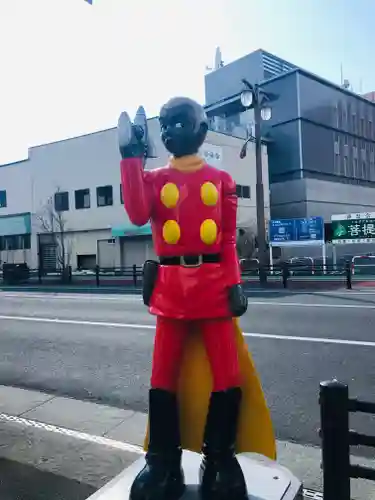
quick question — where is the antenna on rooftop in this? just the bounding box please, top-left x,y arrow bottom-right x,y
206,47 -> 224,73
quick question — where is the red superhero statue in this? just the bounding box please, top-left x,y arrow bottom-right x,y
119,97 -> 251,500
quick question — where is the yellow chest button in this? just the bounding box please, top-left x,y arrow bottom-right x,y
163,220 -> 181,245
160,183 -> 179,208
200,219 -> 218,245
200,182 -> 219,206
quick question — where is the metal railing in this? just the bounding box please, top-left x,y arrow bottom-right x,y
0,261 -> 373,289
319,380 -> 375,500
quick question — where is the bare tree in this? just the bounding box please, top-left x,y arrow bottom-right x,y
36,189 -> 72,272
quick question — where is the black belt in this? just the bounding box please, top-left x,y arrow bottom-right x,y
159,254 -> 220,267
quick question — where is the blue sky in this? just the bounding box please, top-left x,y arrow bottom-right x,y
0,0 -> 373,164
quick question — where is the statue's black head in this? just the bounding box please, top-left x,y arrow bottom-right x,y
159,97 -> 208,157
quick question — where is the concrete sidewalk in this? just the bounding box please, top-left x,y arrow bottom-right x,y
0,385 -> 374,499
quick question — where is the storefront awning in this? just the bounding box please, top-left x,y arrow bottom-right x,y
111,223 -> 152,238
0,212 -> 31,236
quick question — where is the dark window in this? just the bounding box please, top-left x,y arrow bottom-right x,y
242,185 -> 251,198
120,184 -> 124,204
97,185 -> 113,207
54,191 -> 69,212
0,234 -> 31,250
236,184 -> 251,199
75,188 -> 90,209
0,190 -> 7,208
360,117 -> 365,136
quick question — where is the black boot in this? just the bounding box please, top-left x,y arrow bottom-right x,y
129,389 -> 185,500
199,387 -> 248,500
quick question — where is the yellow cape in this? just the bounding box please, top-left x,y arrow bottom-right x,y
144,318 -> 276,460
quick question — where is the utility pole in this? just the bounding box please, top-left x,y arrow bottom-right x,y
240,79 -> 276,285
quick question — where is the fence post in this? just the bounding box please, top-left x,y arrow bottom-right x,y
95,265 -> 100,287
282,261 -> 289,289
320,380 -> 351,500
345,261 -> 352,289
259,265 -> 267,285
132,264 -> 137,287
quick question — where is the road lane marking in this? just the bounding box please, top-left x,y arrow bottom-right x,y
0,315 -> 154,329
1,315 -> 374,347
0,412 -> 144,454
0,292 -> 142,302
249,300 -> 375,310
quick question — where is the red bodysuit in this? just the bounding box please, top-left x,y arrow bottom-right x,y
121,154 -> 242,392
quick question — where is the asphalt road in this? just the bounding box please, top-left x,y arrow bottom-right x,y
1,290 -> 375,450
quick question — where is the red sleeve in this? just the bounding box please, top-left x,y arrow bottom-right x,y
120,158 -> 153,226
221,171 -> 241,286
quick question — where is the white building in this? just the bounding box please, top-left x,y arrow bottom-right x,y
0,117 -> 270,270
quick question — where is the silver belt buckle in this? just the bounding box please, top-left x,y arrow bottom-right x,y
180,255 -> 203,268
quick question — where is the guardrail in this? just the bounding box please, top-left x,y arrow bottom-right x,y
319,380 -> 375,500
0,261 -> 373,289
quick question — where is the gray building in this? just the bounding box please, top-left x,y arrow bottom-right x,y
204,49 -> 375,222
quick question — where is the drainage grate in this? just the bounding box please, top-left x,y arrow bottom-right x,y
303,489 -> 323,499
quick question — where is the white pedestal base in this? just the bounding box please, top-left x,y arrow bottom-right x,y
87,450 -> 303,500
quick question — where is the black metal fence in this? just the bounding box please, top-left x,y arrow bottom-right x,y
0,265 -> 143,287
319,380 -> 375,500
0,261 -> 370,289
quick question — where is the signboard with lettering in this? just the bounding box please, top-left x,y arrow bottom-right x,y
199,143 -> 223,168
269,217 -> 324,247
331,212 -> 375,244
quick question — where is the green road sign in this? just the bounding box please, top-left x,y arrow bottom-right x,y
331,212 -> 375,244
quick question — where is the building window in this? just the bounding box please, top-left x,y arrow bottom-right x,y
236,184 -> 251,199
332,104 -> 338,128
352,114 -> 357,133
54,191 -> 69,212
360,117 -> 365,136
75,188 -> 90,210
0,233 -> 31,251
96,185 -> 113,207
334,154 -> 340,175
353,157 -> 358,178
361,160 -> 367,179
343,156 -> 348,177
0,190 -> 7,208
120,184 -> 124,204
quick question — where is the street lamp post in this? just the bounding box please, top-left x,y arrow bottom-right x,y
239,79 -> 273,285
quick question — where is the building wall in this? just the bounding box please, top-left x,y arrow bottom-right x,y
260,72 -> 301,184
298,72 -> 375,184
0,160 -> 32,216
271,177 -> 375,220
270,179 -> 307,219
204,50 -> 264,105
266,70 -> 375,219
204,49 -> 296,107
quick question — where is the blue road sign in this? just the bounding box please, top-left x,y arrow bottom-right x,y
269,217 -> 324,246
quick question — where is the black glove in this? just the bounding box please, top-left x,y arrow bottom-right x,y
118,111 -> 147,160
228,284 -> 248,317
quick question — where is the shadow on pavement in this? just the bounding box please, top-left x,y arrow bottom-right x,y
0,459 -> 96,500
